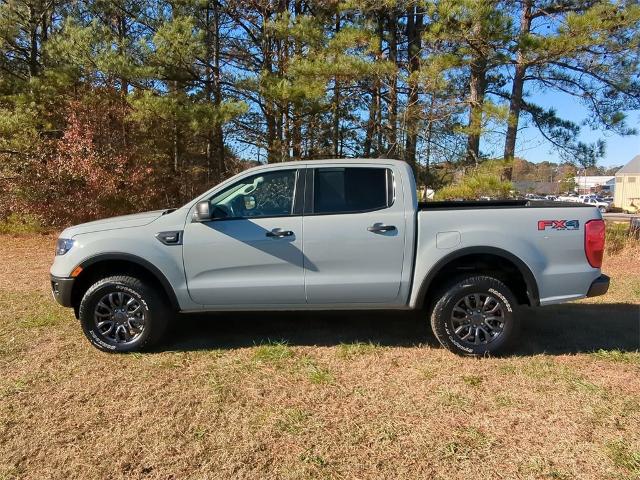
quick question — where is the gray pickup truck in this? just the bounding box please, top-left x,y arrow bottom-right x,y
50,159 -> 609,356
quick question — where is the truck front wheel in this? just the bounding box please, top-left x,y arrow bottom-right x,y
430,275 -> 520,356
78,275 -> 170,353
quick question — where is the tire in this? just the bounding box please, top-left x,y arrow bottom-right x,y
78,275 -> 171,353
429,275 -> 520,357
599,206 -> 606,213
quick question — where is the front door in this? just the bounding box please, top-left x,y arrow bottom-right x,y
302,165 -> 407,304
183,168 -> 305,306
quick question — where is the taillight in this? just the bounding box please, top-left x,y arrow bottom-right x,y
585,219 -> 605,268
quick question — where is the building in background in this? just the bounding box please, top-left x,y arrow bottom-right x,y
614,154 -> 640,211
572,175 -> 615,195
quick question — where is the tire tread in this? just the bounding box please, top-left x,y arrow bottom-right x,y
429,274 -> 520,357
78,275 -> 170,353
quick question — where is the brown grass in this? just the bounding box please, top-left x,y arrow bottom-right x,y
0,235 -> 638,479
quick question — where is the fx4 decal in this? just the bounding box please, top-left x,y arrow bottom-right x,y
538,219 -> 579,231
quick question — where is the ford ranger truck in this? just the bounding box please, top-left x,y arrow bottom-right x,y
50,159 -> 609,356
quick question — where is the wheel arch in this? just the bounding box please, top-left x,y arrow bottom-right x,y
415,246 -> 540,309
70,253 -> 180,313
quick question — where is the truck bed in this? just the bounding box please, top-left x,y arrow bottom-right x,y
412,200 -> 602,307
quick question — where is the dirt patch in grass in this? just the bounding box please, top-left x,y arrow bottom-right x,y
0,235 -> 639,479
0,234 -> 56,293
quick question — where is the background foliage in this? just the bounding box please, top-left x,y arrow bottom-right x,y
1,0 -> 639,226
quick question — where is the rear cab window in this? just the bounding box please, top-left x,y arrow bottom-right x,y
309,167 -> 394,215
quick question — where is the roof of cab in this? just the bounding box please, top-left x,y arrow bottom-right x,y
244,158 -> 406,172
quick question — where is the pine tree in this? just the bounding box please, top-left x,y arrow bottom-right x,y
503,0 -> 640,175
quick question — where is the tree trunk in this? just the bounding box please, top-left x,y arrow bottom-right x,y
466,57 -> 487,166
261,6 -> 278,163
212,0 -> 224,179
118,13 -> 128,94
172,80 -> 180,175
277,0 -> 288,162
28,5 -> 38,78
465,14 -> 490,166
363,13 -> 384,157
405,6 -> 423,168
387,10 -> 398,158
265,108 -> 278,163
504,0 -> 533,180
363,85 -> 378,157
292,0 -> 303,159
332,13 -> 341,158
374,14 -> 384,155
424,94 -> 436,184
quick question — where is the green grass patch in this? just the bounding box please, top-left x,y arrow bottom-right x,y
523,456 -> 571,479
461,374 -> 483,387
303,361 -> 334,385
605,439 -> 640,475
518,358 -> 560,380
591,349 -> 640,365
299,450 -> 329,468
0,379 -> 28,399
275,407 -> 310,434
437,389 -> 469,407
494,394 -> 514,407
498,357 -> 606,395
18,300 -> 68,329
0,464 -> 23,480
337,341 -> 381,360
252,340 -> 294,365
441,427 -> 492,460
191,427 -> 208,440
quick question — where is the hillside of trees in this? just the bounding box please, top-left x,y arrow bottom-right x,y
1,0 -> 639,227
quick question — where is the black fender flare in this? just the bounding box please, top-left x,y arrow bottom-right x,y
415,246 -> 540,308
77,252 -> 180,310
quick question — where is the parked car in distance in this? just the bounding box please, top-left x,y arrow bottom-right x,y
50,159 -> 609,357
582,197 -> 610,213
524,193 -> 546,201
557,194 -> 580,202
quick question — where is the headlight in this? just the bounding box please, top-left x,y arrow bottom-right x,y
55,238 -> 75,256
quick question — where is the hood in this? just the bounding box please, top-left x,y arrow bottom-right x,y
61,210 -> 168,237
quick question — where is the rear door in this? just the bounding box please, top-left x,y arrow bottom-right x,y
302,165 -> 407,304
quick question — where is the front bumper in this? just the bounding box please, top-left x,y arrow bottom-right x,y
586,274 -> 610,298
50,275 -> 75,307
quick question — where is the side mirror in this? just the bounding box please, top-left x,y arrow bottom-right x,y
192,200 -> 212,222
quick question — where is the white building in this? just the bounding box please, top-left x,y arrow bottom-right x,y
614,155 -> 640,210
572,176 -> 615,195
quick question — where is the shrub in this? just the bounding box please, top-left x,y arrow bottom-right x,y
0,213 -> 44,234
434,159 -> 513,200
606,221 -> 639,255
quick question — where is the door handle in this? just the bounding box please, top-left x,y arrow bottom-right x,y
367,224 -> 397,233
266,228 -> 294,238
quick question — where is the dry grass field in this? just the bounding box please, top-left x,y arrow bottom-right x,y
0,234 -> 639,479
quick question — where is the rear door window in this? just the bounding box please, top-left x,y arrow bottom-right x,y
312,167 -> 392,214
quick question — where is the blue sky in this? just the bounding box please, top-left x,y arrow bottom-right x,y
511,90 -> 640,168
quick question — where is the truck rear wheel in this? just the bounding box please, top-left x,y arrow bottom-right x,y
429,275 -> 520,356
78,275 -> 170,353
